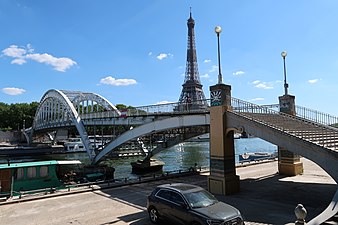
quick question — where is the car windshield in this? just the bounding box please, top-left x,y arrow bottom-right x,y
183,189 -> 218,208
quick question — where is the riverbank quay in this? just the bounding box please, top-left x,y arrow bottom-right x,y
0,158 -> 336,225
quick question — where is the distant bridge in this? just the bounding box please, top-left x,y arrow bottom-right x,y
29,89 -> 338,183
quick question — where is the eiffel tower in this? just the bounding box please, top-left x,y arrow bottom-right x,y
177,11 -> 207,111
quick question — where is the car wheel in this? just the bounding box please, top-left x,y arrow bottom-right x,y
149,207 -> 159,224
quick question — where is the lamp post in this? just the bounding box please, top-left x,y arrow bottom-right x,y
281,51 -> 288,95
215,26 -> 223,84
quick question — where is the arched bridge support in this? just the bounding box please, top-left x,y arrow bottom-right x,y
208,83 -> 240,195
93,114 -> 210,164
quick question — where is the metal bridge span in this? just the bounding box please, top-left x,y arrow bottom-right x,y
31,89 -> 338,183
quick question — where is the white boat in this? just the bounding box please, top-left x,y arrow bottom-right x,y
239,152 -> 277,162
64,138 -> 86,152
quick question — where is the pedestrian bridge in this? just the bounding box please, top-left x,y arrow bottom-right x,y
30,89 -> 338,182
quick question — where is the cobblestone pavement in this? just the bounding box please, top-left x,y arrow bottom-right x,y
0,158 -> 336,225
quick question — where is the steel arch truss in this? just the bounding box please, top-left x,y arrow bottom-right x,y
32,89 -> 121,161
93,114 -> 210,164
61,90 -> 120,116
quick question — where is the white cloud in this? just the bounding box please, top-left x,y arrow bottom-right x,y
308,79 -> 319,84
203,59 -> 211,63
200,73 -> 210,78
250,97 -> 264,102
26,53 -> 77,72
1,44 -> 77,72
2,45 -> 26,58
11,58 -> 27,65
156,100 -> 173,105
252,80 -> 273,89
148,52 -> 153,56
2,87 -> 26,95
233,70 -> 245,76
156,53 -> 173,60
100,76 -> 137,86
256,83 -> 273,89
26,44 -> 34,53
208,65 -> 218,73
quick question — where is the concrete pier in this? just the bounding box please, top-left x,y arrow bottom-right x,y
0,158 -> 336,225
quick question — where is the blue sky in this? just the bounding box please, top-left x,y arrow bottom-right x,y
1,1 -> 338,115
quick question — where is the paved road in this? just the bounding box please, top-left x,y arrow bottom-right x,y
0,158 -> 336,225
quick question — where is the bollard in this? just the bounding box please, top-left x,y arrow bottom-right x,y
295,204 -> 307,224
139,176 -> 141,182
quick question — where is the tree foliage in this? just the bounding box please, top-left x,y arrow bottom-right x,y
0,102 -> 39,131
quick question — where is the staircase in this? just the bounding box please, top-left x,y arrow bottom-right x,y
230,98 -> 338,152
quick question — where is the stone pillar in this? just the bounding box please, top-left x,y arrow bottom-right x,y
278,94 -> 303,175
208,83 -> 240,195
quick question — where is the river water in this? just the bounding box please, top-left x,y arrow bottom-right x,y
54,137 -> 277,179
2,137 -> 277,179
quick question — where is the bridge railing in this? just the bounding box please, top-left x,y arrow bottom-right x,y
231,99 -> 338,128
130,100 -> 211,116
231,98 -> 279,115
295,105 -> 338,127
69,97 -> 338,129
80,100 -> 211,119
79,111 -> 120,120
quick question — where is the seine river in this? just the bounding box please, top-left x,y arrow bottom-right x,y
52,137 -> 277,179
2,137 -> 277,179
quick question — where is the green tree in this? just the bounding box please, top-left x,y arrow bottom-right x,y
0,102 -> 38,131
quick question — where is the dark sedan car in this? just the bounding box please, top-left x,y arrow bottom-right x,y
147,183 -> 244,225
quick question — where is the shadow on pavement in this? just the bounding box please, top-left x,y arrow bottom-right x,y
216,173 -> 336,224
95,171 -> 336,225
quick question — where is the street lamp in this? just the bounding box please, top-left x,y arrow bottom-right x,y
215,26 -> 222,84
281,51 -> 288,95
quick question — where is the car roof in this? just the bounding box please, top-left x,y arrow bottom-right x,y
157,183 -> 204,194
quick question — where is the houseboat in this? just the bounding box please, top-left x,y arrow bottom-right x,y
0,160 -> 81,198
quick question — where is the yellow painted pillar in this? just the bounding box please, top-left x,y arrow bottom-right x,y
278,94 -> 303,175
208,83 -> 240,195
